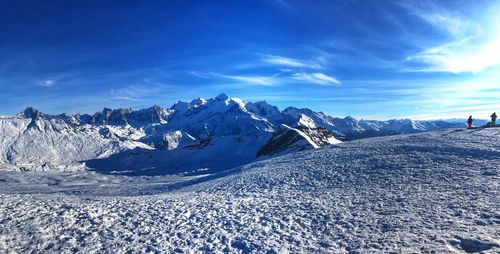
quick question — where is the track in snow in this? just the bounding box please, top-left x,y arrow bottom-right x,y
1,128 -> 499,253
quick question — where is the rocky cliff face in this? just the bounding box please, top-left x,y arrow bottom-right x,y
257,124 -> 341,158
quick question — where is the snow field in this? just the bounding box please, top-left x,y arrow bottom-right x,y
1,128 -> 499,253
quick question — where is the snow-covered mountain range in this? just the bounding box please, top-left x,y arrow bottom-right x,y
0,93 -> 466,173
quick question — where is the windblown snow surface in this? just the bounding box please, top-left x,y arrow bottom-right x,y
1,128 -> 499,253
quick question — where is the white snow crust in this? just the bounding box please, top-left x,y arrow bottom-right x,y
1,128 -> 499,253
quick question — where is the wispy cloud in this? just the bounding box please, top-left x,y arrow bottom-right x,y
190,71 -> 213,79
222,74 -> 275,86
109,86 -> 144,102
405,2 -> 500,73
261,55 -> 323,69
191,70 -> 341,86
109,84 -> 171,102
110,96 -> 143,102
408,36 -> 500,73
408,6 -> 471,38
39,80 -> 55,87
292,72 -> 340,85
190,71 -> 276,86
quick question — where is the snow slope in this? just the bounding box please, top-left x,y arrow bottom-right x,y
1,128 -> 499,253
0,116 -> 147,171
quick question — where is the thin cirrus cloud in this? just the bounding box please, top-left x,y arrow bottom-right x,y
191,71 -> 276,86
411,8 -> 471,37
221,74 -> 276,86
109,84 -> 170,102
292,72 -> 340,85
406,2 -> 500,73
189,54 -> 340,87
191,70 -> 341,87
37,80 -> 56,87
261,55 -> 323,69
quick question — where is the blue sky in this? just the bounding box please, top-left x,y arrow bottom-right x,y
0,0 -> 499,119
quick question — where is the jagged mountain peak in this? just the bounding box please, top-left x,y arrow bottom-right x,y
190,98 -> 207,108
209,93 -> 245,109
282,107 -> 322,120
170,100 -> 190,113
215,93 -> 230,101
296,114 -> 317,129
169,94 -> 247,117
246,101 -> 281,116
21,107 -> 42,120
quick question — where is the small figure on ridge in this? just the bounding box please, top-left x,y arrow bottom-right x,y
467,115 -> 473,129
491,112 -> 497,126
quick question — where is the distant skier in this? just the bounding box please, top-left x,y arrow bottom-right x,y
491,112 -> 497,126
467,116 -> 473,129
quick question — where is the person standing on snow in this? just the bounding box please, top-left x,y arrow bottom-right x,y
491,112 -> 497,126
467,116 -> 473,129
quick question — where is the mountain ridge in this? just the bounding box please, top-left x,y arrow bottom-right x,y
0,94 -> 468,173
